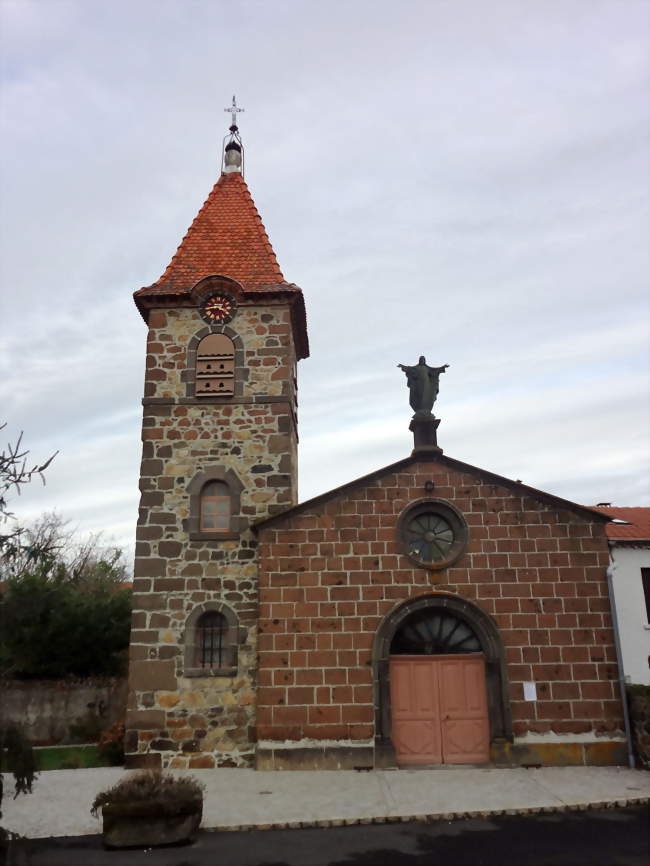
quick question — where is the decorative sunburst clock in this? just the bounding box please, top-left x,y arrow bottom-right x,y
200,293 -> 236,325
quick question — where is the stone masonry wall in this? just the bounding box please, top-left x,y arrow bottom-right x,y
256,458 -> 624,767
1,677 -> 127,745
126,301 -> 297,769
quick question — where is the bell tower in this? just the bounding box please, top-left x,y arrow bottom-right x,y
125,101 -> 309,769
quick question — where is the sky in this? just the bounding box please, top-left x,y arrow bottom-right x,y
1,0 -> 648,565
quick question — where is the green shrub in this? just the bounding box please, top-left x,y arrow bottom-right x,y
626,683 -> 650,697
1,723 -> 38,849
0,725 -> 37,800
626,683 -> 650,769
0,566 -> 131,678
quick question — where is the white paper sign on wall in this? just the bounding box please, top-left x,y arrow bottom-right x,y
523,681 -> 537,702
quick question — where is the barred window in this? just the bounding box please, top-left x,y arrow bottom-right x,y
184,603 -> 243,677
200,481 -> 231,531
195,611 -> 228,669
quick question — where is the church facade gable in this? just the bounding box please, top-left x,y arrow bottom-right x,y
255,457 -> 624,769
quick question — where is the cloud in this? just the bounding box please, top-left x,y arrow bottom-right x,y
1,0 -> 648,567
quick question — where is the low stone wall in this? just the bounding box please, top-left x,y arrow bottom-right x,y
627,685 -> 650,769
0,677 -> 128,745
492,738 -> 627,767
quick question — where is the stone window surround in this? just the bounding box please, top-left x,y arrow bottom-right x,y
372,592 -> 512,767
397,497 -> 468,573
183,601 -> 246,678
182,323 -> 247,399
186,466 -> 245,541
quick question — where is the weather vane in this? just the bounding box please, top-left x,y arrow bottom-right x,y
225,95 -> 244,130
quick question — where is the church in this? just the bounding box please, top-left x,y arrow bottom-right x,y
125,110 -> 626,771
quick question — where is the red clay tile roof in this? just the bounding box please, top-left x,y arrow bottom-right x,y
133,170 -> 309,359
592,506 -> 650,541
136,172 -> 292,296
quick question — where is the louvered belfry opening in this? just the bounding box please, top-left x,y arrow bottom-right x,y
196,333 -> 235,396
195,610 -> 227,669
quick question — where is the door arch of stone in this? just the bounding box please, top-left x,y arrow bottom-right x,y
372,593 -> 512,766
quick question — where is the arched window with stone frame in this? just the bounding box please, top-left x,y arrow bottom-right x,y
195,610 -> 227,668
200,480 -> 231,532
184,602 -> 245,678
186,467 -> 245,540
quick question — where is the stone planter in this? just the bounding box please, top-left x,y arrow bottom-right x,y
101,800 -> 203,848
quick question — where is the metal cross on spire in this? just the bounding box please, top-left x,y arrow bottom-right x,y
225,94 -> 244,130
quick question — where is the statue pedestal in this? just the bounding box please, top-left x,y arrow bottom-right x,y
409,414 -> 442,455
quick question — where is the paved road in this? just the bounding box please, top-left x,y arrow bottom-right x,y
5,805 -> 649,866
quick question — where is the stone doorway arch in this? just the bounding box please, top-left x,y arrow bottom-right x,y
372,593 -> 512,766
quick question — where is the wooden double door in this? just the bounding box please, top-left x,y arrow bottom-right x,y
390,654 -> 490,765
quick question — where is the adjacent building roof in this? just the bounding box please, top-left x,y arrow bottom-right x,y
592,506 -> 650,541
134,171 -> 308,358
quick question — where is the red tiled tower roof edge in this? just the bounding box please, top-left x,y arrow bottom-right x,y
135,172 -> 290,295
133,171 -> 309,359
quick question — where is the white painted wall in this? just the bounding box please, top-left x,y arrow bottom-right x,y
610,545 -> 650,685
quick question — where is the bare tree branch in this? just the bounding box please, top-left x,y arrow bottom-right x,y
0,423 -> 58,562
1,424 -> 58,493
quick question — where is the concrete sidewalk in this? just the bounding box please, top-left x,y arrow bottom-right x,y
2,766 -> 649,839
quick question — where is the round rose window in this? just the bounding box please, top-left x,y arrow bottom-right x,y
398,499 -> 468,571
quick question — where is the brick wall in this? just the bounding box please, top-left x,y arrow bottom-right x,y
126,301 -> 297,769
256,456 -> 624,767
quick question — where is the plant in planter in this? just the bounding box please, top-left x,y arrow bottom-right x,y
91,770 -> 205,848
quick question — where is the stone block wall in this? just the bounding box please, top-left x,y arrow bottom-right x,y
126,301 -> 297,769
256,456 -> 625,768
1,677 -> 127,745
